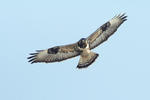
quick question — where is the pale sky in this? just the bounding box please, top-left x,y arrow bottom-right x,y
0,0 -> 150,100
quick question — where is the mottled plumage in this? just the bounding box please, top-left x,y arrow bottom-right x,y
28,13 -> 127,68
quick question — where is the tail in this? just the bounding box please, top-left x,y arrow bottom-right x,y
77,50 -> 99,69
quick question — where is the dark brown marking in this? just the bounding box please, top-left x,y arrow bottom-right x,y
48,46 -> 60,54
101,22 -> 110,31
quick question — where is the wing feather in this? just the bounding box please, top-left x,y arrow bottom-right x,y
87,13 -> 127,49
27,43 -> 80,64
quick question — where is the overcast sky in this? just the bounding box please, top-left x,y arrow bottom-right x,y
0,0 -> 150,100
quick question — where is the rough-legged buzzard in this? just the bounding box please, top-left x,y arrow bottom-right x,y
28,13 -> 127,69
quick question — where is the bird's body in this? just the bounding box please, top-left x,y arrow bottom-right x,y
28,13 -> 127,69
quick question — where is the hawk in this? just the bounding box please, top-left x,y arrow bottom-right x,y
28,13 -> 127,69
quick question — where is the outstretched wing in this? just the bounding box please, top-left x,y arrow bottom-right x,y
27,43 -> 80,64
87,13 -> 127,49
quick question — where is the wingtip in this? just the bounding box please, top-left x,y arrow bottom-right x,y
28,58 -> 37,64
27,51 -> 38,64
27,55 -> 35,59
117,13 -> 128,22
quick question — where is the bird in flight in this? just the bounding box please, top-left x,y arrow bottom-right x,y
28,13 -> 127,69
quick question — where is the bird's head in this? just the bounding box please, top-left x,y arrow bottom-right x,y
78,38 -> 88,48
